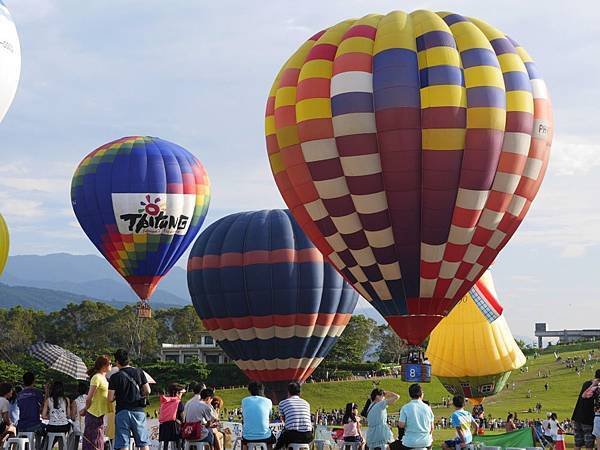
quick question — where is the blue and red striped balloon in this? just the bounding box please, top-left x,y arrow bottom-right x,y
187,209 -> 358,398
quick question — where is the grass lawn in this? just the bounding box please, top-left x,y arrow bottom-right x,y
147,346 -> 599,448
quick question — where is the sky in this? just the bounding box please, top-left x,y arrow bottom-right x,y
0,0 -> 599,341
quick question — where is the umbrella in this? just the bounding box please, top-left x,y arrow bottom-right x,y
29,343 -> 88,381
107,367 -> 156,384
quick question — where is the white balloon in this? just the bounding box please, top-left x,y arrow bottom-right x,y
0,0 -> 20,123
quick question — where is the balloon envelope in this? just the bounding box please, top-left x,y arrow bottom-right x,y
0,1 -> 19,123
71,136 -> 210,300
265,10 -> 553,344
426,270 -> 525,403
187,209 -> 358,401
0,213 -> 8,275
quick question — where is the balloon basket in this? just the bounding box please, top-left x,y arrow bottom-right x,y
400,347 -> 432,383
137,302 -> 152,319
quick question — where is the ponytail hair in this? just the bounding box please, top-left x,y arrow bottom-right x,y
87,355 -> 111,378
361,388 -> 384,417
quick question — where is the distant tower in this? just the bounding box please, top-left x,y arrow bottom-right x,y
535,323 -> 547,348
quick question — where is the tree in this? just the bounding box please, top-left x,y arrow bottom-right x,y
326,315 -> 377,363
373,325 -> 408,364
155,306 -> 206,345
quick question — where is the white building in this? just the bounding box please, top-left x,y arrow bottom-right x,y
160,332 -> 230,364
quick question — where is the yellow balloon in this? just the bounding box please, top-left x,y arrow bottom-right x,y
426,270 -> 525,403
0,213 -> 8,275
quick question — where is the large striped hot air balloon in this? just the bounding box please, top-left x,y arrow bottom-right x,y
71,136 -> 210,315
426,270 -> 525,404
265,10 -> 553,345
0,0 -> 20,123
187,209 -> 358,403
0,213 -> 9,275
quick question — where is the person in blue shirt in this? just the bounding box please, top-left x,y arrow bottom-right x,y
16,372 -> 44,434
442,396 -> 478,450
398,383 -> 434,450
241,382 -> 275,449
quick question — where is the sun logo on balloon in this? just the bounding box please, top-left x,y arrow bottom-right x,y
139,195 -> 163,216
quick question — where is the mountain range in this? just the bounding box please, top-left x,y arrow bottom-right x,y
0,253 -> 190,311
0,254 -> 383,322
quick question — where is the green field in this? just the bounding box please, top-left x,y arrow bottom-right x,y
149,344 -> 599,448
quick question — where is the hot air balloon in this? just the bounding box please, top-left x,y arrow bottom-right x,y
425,270 -> 525,404
0,0 -> 20,122
0,213 -> 8,275
187,209 -> 359,403
265,10 -> 553,345
71,136 -> 210,316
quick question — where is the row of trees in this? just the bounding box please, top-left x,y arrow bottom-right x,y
0,301 -> 407,367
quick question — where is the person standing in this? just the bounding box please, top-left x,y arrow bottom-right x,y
505,413 -> 517,433
80,356 -> 111,450
275,383 -> 313,450
398,384 -> 434,450
107,349 -> 151,450
158,384 -> 185,450
571,369 -> 600,450
241,382 -> 275,448
362,388 -> 399,450
16,372 -> 44,434
342,403 -> 364,448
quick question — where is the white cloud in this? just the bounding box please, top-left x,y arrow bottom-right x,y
549,137 -> 600,176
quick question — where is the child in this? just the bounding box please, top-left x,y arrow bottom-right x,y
342,403 -> 364,449
442,395 -> 477,450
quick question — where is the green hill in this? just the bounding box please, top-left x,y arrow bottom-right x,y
204,346 -> 596,421
153,345 -> 598,448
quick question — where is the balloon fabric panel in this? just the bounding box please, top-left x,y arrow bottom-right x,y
0,213 -> 8,276
0,1 -> 20,123
187,209 -> 358,384
71,136 -> 210,300
265,10 -> 553,344
426,270 -> 525,400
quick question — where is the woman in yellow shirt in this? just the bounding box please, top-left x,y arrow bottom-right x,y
81,356 -> 111,450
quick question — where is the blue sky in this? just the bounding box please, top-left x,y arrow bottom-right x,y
0,0 -> 599,339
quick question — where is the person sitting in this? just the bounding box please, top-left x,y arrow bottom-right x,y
274,383 -> 313,450
442,396 -> 477,450
0,383 -> 17,445
16,372 -> 44,434
363,389 -> 399,450
183,387 -> 221,450
42,381 -> 72,434
398,384 -> 434,450
241,382 -> 275,449
211,396 -> 225,450
342,403 -> 364,449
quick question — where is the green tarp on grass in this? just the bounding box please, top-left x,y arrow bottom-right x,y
472,427 -> 535,449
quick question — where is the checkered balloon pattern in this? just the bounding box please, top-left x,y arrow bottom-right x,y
265,11 -> 553,344
71,136 -> 210,301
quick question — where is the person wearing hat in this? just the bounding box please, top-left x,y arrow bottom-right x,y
159,383 -> 186,450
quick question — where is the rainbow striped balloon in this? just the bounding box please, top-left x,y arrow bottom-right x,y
187,209 -> 358,401
71,136 -> 210,301
266,11 -> 553,345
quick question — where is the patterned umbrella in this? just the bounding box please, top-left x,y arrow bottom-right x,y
29,343 -> 88,380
